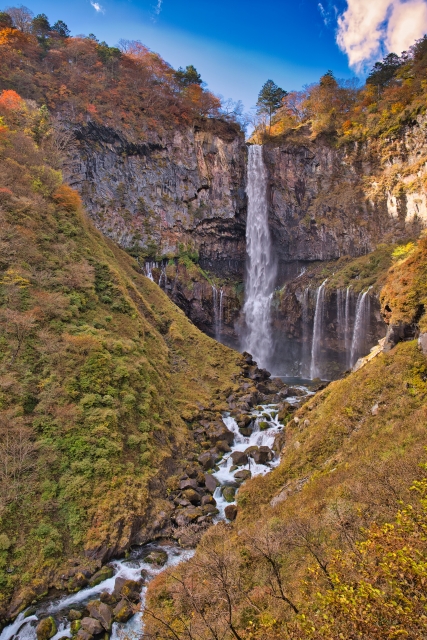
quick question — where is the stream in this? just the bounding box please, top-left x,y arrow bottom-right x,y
1,387 -> 310,640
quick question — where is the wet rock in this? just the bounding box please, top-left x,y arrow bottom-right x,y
174,506 -> 203,526
36,617 -> 57,640
201,504 -> 219,515
113,599 -> 134,623
234,469 -> 251,483
207,424 -> 234,445
244,446 -> 259,457
215,440 -> 231,453
224,504 -> 238,521
88,566 -> 113,588
231,451 -> 248,466
253,446 -> 273,465
75,630 -> 92,640
183,488 -> 201,504
145,549 -> 168,566
201,494 -> 216,505
80,617 -> 103,636
113,577 -> 141,602
68,610 -> 82,621
70,620 -> 81,635
204,473 -> 219,493
100,591 -> 117,606
68,572 -> 89,592
222,486 -> 236,502
273,432 -> 286,454
87,600 -> 113,631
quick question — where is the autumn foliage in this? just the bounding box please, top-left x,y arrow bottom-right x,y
52,184 -> 82,212
0,89 -> 24,110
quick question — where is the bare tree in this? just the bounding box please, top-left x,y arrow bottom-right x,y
0,415 -> 37,508
5,5 -> 34,32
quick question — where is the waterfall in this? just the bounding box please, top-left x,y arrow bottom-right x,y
242,145 -> 277,368
344,287 -> 351,369
310,280 -> 327,379
350,287 -> 372,367
212,285 -> 223,340
301,287 -> 311,378
158,264 -> 167,288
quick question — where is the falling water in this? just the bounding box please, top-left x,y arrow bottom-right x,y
345,287 -> 351,369
242,145 -> 277,368
301,287 -> 311,378
350,287 -> 372,367
310,280 -> 327,379
211,285 -> 223,340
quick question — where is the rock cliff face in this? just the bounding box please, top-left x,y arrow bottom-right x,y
64,118 -> 247,278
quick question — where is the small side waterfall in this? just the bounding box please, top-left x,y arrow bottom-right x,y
212,285 -> 224,340
310,280 -> 327,379
242,145 -> 277,368
350,287 -> 372,367
301,287 -> 311,378
344,287 -> 351,369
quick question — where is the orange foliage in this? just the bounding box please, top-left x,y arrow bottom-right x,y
0,89 -> 24,111
52,184 -> 82,212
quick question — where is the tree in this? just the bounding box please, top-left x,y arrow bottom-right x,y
366,53 -> 402,93
257,79 -> 287,129
31,13 -> 50,39
5,4 -> 34,32
51,20 -> 70,37
0,11 -> 13,29
175,65 -> 203,87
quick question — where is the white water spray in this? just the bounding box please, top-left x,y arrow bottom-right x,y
350,287 -> 372,367
242,145 -> 277,368
310,280 -> 327,379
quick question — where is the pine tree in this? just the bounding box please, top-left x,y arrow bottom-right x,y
257,79 -> 287,130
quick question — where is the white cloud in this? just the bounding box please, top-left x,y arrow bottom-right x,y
90,1 -> 105,13
154,0 -> 163,15
336,0 -> 427,72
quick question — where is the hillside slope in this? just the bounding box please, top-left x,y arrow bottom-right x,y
0,93 -> 244,621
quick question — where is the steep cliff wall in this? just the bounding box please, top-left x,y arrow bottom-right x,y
264,116 -> 427,272
64,118 -> 247,278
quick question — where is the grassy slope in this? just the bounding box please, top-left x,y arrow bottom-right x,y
0,110 -> 241,619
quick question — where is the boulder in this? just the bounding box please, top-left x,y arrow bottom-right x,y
113,577 -> 141,602
99,591 -> 117,606
234,469 -> 251,483
88,566 -> 113,588
239,427 -> 253,437
207,424 -> 234,445
80,617 -> 103,636
113,599 -> 134,623
145,549 -> 168,566
222,486 -> 236,502
201,494 -> 216,506
204,473 -> 219,494
253,446 -> 273,465
201,504 -> 219,516
224,504 -> 238,521
36,617 -> 57,640
68,610 -> 82,621
174,506 -> 203,527
198,452 -> 215,470
215,440 -> 231,453
183,488 -> 201,505
70,620 -> 81,635
75,631 -> 92,640
231,451 -> 248,467
244,446 -> 259,457
68,572 -> 88,592
87,600 -> 113,631
179,478 -> 199,491
273,432 -> 286,454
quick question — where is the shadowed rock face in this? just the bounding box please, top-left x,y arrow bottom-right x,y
64,119 -> 248,279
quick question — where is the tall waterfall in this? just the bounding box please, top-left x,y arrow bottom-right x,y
310,280 -> 327,379
242,145 -> 277,368
301,287 -> 311,378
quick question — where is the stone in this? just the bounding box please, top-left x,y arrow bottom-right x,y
113,577 -> 141,602
231,451 -> 248,466
75,631 -> 92,640
99,591 -> 117,606
36,617 -> 57,640
68,610 -> 82,621
182,488 -> 201,504
207,423 -> 234,445
222,486 -> 236,502
179,478 -> 199,491
371,403 -> 379,416
419,332 -> 427,355
224,504 -> 238,521
201,494 -> 216,506
145,549 -> 168,566
239,427 -> 253,436
244,446 -> 259,457
68,572 -> 89,592
204,473 -> 219,493
88,566 -> 113,588
70,620 -> 81,635
215,440 -> 231,453
273,432 -> 286,454
174,506 -> 203,526
201,504 -> 219,515
87,600 -> 113,631
113,599 -> 134,623
80,617 -> 103,636
198,452 -> 215,470
253,446 -> 273,465
234,469 -> 251,483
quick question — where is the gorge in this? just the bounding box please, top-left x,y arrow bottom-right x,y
2,13 -> 427,640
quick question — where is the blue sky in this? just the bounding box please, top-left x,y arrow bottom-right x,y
7,0 -> 427,111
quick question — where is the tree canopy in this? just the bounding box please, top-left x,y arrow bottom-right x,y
175,64 -> 203,87
257,79 -> 287,128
